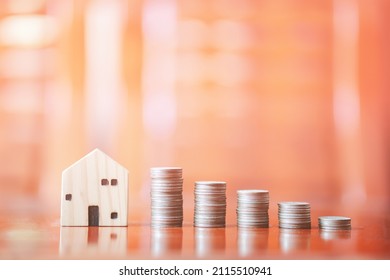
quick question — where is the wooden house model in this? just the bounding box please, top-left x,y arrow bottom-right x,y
61,149 -> 128,226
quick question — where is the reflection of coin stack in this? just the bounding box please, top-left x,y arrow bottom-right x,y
194,181 -> 226,228
237,228 -> 269,257
320,229 -> 351,240
195,227 -> 226,257
278,202 -> 311,229
150,167 -> 183,228
151,227 -> 183,257
279,228 -> 311,252
236,190 -> 269,228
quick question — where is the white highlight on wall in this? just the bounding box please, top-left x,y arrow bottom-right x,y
85,0 -> 125,150
141,0 -> 177,141
333,0 -> 365,205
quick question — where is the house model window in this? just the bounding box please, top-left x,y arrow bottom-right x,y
61,149 -> 129,226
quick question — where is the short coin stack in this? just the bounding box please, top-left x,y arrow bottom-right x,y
318,216 -> 351,230
194,181 -> 226,228
236,190 -> 269,228
150,167 -> 183,228
278,202 -> 311,229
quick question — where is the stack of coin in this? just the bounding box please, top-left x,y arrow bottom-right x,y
318,216 -> 351,230
236,190 -> 269,228
194,181 -> 226,228
278,202 -> 311,229
150,167 -> 183,228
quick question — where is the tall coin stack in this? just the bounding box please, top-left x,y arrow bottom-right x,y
236,190 -> 269,228
318,216 -> 351,230
150,167 -> 183,228
194,181 -> 226,228
278,202 -> 311,229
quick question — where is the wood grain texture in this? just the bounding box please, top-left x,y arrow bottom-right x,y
61,149 -> 129,226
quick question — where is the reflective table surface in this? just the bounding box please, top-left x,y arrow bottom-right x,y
0,195 -> 389,260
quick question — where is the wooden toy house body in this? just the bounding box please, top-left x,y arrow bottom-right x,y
61,149 -> 128,226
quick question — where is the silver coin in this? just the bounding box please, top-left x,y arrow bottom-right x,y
238,209 -> 269,213
196,210 -> 226,213
238,224 -> 269,228
319,225 -> 351,230
318,216 -> 351,222
238,205 -> 269,209
151,188 -> 183,192
151,189 -> 183,194
237,216 -> 269,222
151,199 -> 183,204
151,181 -> 183,185
237,189 -> 269,194
151,167 -> 182,173
237,209 -> 269,214
238,220 -> 269,225
151,209 -> 183,213
237,212 -> 269,216
238,200 -> 269,205
195,208 -> 226,212
151,220 -> 183,224
237,220 -> 269,225
279,224 -> 311,229
195,194 -> 225,198
237,218 -> 269,223
152,211 -> 183,215
194,214 -> 226,218
195,200 -> 226,205
194,214 -> 226,219
279,219 -> 311,223
151,184 -> 183,189
151,224 -> 182,228
151,191 -> 183,195
279,214 -> 310,219
319,221 -> 351,226
194,219 -> 226,223
152,200 -> 183,204
237,215 -> 269,221
194,224 -> 226,228
278,208 -> 310,213
195,204 -> 226,208
151,218 -> 183,222
195,180 -> 226,185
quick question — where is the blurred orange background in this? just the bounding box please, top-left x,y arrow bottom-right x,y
0,0 -> 389,223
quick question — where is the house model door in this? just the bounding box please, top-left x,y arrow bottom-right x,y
88,206 -> 99,226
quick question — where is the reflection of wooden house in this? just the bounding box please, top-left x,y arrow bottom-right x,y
59,227 -> 128,256
61,149 -> 128,226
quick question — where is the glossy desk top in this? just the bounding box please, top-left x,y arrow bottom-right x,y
0,195 -> 389,260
